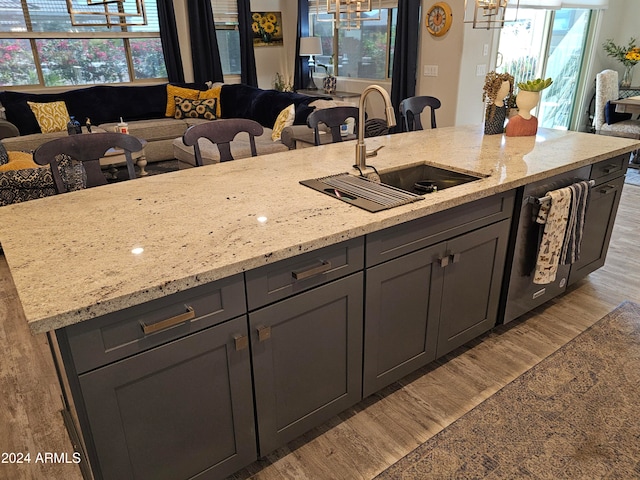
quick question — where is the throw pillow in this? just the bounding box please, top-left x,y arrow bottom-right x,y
174,97 -> 217,120
26,100 -> 71,133
56,153 -> 87,192
0,151 -> 38,172
604,100 -> 632,125
165,85 -> 202,117
198,85 -> 223,118
0,141 -> 8,165
272,104 -> 295,141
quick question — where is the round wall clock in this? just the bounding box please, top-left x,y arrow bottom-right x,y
426,2 -> 453,37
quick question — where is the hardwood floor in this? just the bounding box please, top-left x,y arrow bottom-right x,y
1,183 -> 638,480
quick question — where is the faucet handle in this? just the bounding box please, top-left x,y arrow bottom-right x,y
366,145 -> 384,157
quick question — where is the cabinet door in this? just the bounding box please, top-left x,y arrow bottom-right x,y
568,176 -> 625,285
363,243 -> 444,397
79,316 -> 256,480
250,273 -> 363,455
437,220 -> 510,358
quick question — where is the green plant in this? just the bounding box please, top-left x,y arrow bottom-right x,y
517,77 -> 553,92
602,38 -> 640,67
273,72 -> 293,92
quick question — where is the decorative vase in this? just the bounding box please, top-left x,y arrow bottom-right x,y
323,75 -> 336,94
505,91 -> 540,137
621,64 -> 634,88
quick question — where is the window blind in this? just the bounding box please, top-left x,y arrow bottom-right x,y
517,0 -> 608,9
211,0 -> 238,25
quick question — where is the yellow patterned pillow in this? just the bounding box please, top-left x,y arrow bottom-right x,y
165,85 -> 201,117
272,104 -> 295,141
198,85 -> 223,118
0,151 -> 39,171
27,101 -> 70,133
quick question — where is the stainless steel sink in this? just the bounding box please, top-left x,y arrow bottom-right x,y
379,164 -> 483,195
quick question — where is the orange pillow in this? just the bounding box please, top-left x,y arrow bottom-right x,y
0,151 -> 39,171
198,85 -> 223,118
165,85 -> 201,117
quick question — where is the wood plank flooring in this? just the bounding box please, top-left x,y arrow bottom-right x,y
1,183 -> 639,480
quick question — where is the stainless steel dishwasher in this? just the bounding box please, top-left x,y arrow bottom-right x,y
501,165 -> 591,324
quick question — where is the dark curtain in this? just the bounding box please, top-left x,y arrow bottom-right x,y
187,0 -> 224,83
237,0 -> 258,86
390,0 -> 421,132
293,0 -> 310,91
156,0 -> 184,83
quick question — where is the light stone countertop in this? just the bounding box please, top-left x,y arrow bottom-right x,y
1,125 -> 638,334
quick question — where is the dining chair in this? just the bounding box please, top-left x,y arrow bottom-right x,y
399,96 -> 441,131
33,132 -> 142,193
182,118 -> 264,165
306,106 -> 359,145
594,69 -> 640,139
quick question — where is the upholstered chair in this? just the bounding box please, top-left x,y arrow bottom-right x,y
594,69 -> 640,139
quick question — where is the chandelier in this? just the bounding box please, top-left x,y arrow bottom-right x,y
464,0 -> 518,29
315,0 -> 382,30
66,0 -> 148,28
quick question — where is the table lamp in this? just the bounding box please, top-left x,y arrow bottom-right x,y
300,37 -> 323,90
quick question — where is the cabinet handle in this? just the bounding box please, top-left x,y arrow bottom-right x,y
601,165 -> 619,174
598,185 -> 616,195
439,255 -> 450,267
452,253 -> 462,264
234,334 -> 249,351
291,260 -> 332,281
257,325 -> 271,342
140,305 -> 195,335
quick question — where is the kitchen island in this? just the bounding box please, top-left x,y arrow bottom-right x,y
0,125 -> 638,480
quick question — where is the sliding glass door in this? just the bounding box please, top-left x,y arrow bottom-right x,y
497,8 -> 592,130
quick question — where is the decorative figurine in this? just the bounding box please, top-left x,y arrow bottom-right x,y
482,71 -> 514,135
505,78 -> 553,137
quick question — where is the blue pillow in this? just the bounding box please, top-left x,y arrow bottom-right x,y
605,100 -> 632,125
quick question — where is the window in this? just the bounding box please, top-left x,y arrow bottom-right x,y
309,3 -> 398,80
211,0 -> 241,76
496,7 -> 592,130
0,0 -> 167,87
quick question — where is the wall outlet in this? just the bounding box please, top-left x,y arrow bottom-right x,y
476,64 -> 487,76
423,65 -> 438,77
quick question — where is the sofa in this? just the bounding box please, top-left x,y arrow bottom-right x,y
0,83 -> 329,167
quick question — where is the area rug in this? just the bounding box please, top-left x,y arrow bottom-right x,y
626,164 -> 640,187
375,301 -> 640,479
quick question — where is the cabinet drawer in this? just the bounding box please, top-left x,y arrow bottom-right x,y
366,190 -> 515,266
590,153 -> 629,183
245,237 -> 364,310
62,274 -> 246,374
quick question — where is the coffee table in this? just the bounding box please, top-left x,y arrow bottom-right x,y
99,138 -> 148,179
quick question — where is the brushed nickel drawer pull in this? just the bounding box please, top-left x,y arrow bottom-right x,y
141,306 -> 195,335
598,185 -> 616,195
291,260 -> 332,281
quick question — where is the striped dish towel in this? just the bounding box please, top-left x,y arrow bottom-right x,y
561,181 -> 591,265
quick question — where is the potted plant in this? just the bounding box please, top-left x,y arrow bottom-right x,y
505,78 -> 553,137
602,38 -> 640,87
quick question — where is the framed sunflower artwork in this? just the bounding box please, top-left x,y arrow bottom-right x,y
252,12 -> 284,47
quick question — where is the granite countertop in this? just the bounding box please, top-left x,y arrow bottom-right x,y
1,125 -> 638,334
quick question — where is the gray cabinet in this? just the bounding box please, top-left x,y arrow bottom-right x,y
78,317 -> 255,480
249,273 -> 364,455
568,155 -> 628,285
58,275 -> 255,480
363,192 -> 514,396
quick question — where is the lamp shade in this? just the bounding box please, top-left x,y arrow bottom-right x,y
299,37 -> 323,56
